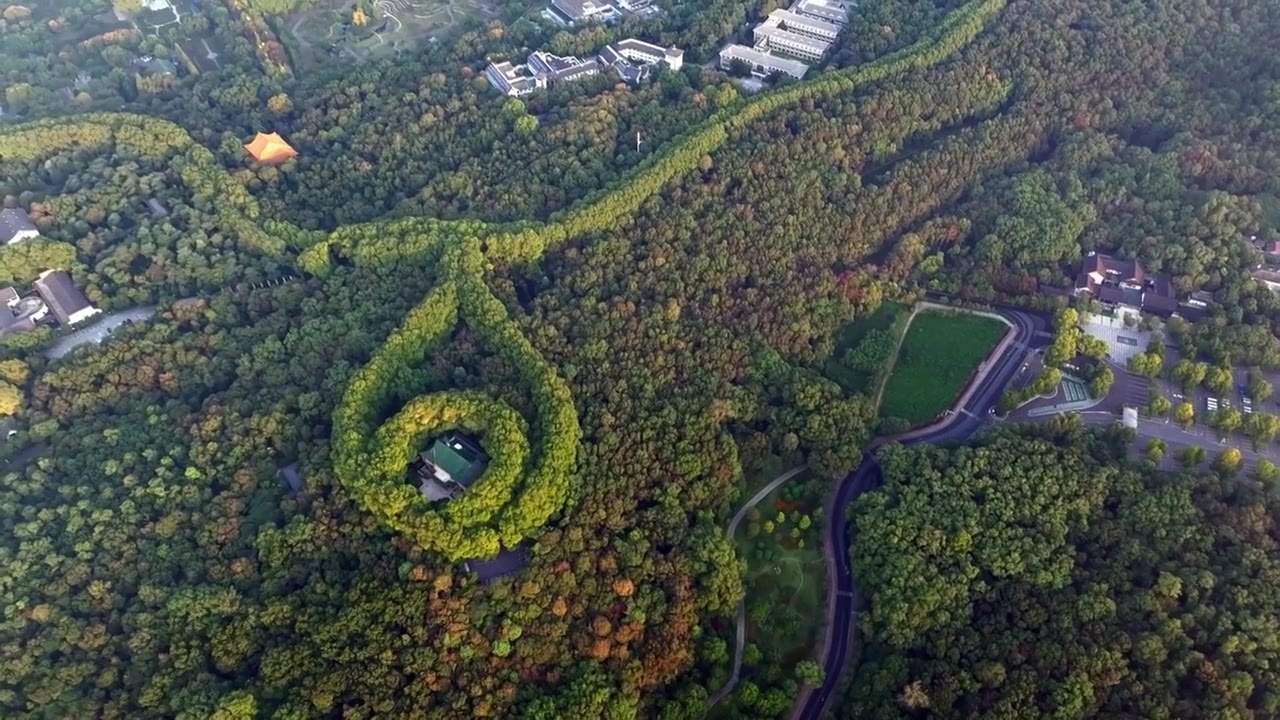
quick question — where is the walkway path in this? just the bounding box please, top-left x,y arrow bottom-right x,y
707,464 -> 809,709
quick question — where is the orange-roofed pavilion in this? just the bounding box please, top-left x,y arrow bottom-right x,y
243,132 -> 297,164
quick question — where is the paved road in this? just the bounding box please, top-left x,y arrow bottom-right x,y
708,464 -> 810,708
1076,411 -> 1280,469
45,306 -> 157,360
795,307 -> 1046,720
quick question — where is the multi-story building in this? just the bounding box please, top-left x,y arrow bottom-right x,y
528,51 -> 601,83
612,39 -> 684,71
551,0 -> 619,24
484,61 -> 547,96
793,0 -> 849,26
718,44 -> 809,79
766,8 -> 841,41
753,23 -> 831,62
599,38 -> 684,83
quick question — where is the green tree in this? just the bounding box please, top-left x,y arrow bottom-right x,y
1247,368 -> 1273,402
1146,439 -> 1166,463
795,659 -> 825,686
1204,365 -> 1234,395
1148,395 -> 1171,417
1174,401 -> 1195,427
1127,351 -> 1162,377
1214,447 -> 1243,475
1180,446 -> 1206,468
1171,359 -> 1208,392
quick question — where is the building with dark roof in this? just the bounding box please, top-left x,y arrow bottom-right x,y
0,208 -> 39,245
0,285 -> 48,337
33,270 -> 100,326
1074,252 -> 1177,316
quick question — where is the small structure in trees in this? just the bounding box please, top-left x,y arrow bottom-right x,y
412,433 -> 488,502
243,132 -> 297,164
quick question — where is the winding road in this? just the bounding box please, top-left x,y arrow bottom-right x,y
795,307 -> 1047,719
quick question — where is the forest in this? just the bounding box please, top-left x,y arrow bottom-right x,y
4,0 -> 1280,717
847,425 -> 1280,718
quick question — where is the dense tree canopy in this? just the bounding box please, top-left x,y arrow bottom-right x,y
3,0 -> 1280,716
847,427 -> 1280,719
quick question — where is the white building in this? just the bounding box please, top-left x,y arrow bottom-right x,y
484,61 -> 547,96
753,23 -> 831,62
766,8 -> 842,41
528,51 -> 601,82
793,0 -> 849,26
551,0 -> 619,23
599,39 -> 684,82
611,39 -> 683,71
719,44 -> 809,79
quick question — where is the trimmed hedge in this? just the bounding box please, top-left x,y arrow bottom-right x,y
330,245 -> 581,558
3,0 -> 1004,558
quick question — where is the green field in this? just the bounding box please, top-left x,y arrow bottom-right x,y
824,302 -> 908,395
879,311 -> 1007,425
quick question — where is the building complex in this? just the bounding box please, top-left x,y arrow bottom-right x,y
0,269 -> 100,338
719,0 -> 851,79
485,38 -> 683,96
1074,251 -> 1177,317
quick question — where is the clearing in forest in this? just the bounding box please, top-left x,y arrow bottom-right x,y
879,310 -> 1007,425
733,473 -> 825,670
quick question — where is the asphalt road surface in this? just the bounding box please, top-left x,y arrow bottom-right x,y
796,308 -> 1046,719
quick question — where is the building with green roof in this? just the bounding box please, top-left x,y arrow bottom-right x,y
413,433 -> 489,502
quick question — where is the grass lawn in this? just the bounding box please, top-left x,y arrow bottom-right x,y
824,302 -> 908,395
880,311 -> 1007,425
734,473 -> 825,666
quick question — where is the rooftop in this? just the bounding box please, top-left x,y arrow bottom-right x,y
768,8 -> 842,35
420,434 -> 488,488
792,0 -> 849,24
551,0 -> 616,20
754,24 -> 833,54
719,44 -> 810,78
243,132 -> 297,164
33,270 -> 97,326
0,208 -> 37,243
